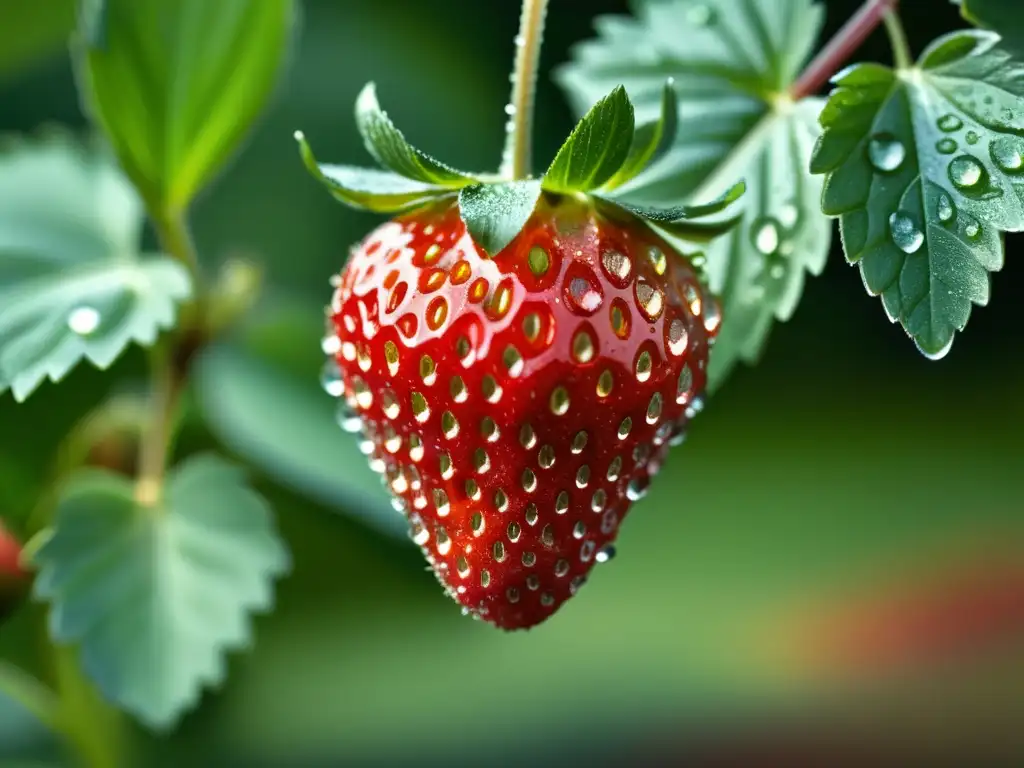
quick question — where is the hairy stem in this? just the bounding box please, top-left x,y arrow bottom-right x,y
136,210 -> 200,506
883,7 -> 913,71
500,0 -> 550,180
791,0 -> 901,99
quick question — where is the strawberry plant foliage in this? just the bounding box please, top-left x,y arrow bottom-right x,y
33,455 -> 290,730
77,0 -> 297,211
558,0 -> 832,389
0,136 -> 191,402
811,30 -> 1023,357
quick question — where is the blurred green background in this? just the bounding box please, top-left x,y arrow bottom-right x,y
1,0 -> 1022,764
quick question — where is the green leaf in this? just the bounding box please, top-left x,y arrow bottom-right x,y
960,0 -> 1024,55
354,83 -> 478,187
543,85 -> 635,193
557,0 -> 832,390
295,131 -> 452,213
458,181 -> 542,256
602,180 -> 745,242
0,136 -> 192,403
0,0 -> 75,80
811,30 -> 1022,358
192,298 -> 401,539
33,454 -> 290,730
76,0 -> 298,212
601,79 -> 679,191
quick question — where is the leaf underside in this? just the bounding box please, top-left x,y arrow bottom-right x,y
0,136 -> 191,402
812,30 -> 1020,357
33,454 -> 290,730
557,0 -> 831,390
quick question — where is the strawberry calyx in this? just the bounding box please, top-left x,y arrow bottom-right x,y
295,80 -> 746,259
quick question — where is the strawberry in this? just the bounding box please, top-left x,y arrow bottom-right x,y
0,520 -> 26,622
297,63 -> 743,628
323,195 -> 718,629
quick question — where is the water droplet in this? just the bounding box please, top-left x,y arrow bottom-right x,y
867,133 -> 906,173
601,249 -> 632,284
965,130 -> 980,145
564,264 -> 604,315
571,327 -> 595,363
948,155 -> 985,189
686,3 -> 715,26
626,476 -> 649,501
571,431 -> 588,454
703,299 -> 722,334
936,137 -> 958,155
936,193 -> 955,223
777,203 -> 800,230
990,136 -> 1024,172
66,305 -> 101,336
963,214 -> 981,240
634,349 -> 653,382
519,422 -> 536,449
888,212 -> 924,254
937,114 -> 963,132
606,455 -> 622,481
555,491 -> 569,515
750,218 -> 780,255
320,360 -> 344,397
595,545 -> 616,564
321,334 -> 341,356
916,335 -> 954,361
335,403 -> 362,433
634,279 -> 665,321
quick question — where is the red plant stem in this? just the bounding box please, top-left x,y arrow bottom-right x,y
791,0 -> 900,100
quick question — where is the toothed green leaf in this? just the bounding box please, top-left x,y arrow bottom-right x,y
811,30 -> 1021,359
295,132 -> 451,213
601,79 -> 678,191
355,83 -> 478,187
458,181 -> 542,256
543,85 -> 635,193
558,0 -> 831,390
33,455 -> 290,731
960,0 -> 1024,55
0,137 -> 191,403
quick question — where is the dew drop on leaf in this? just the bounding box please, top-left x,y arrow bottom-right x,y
962,214 -> 981,240
888,212 -> 923,254
67,305 -> 100,336
936,137 -> 958,155
990,136 -> 1024,173
936,193 -> 955,223
777,202 -> 800,230
750,217 -> 780,256
948,155 -> 986,190
965,130 -> 980,145
916,335 -> 954,361
685,4 -> 716,26
867,133 -> 906,173
937,114 -> 963,132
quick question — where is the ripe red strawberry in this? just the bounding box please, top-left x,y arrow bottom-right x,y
322,195 -> 719,629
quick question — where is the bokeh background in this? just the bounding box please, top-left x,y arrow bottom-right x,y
1,0 -> 1022,765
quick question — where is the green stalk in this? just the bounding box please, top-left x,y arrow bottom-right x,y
500,0 -> 550,180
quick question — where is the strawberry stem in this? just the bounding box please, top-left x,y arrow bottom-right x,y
500,0 -> 550,181
790,0 -> 900,100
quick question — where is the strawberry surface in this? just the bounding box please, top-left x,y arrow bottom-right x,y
324,194 -> 718,629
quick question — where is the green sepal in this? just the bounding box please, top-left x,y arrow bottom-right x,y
600,79 -> 678,191
354,83 -> 478,187
542,85 -> 635,193
458,180 -> 542,256
601,180 -> 746,242
295,131 -> 454,213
